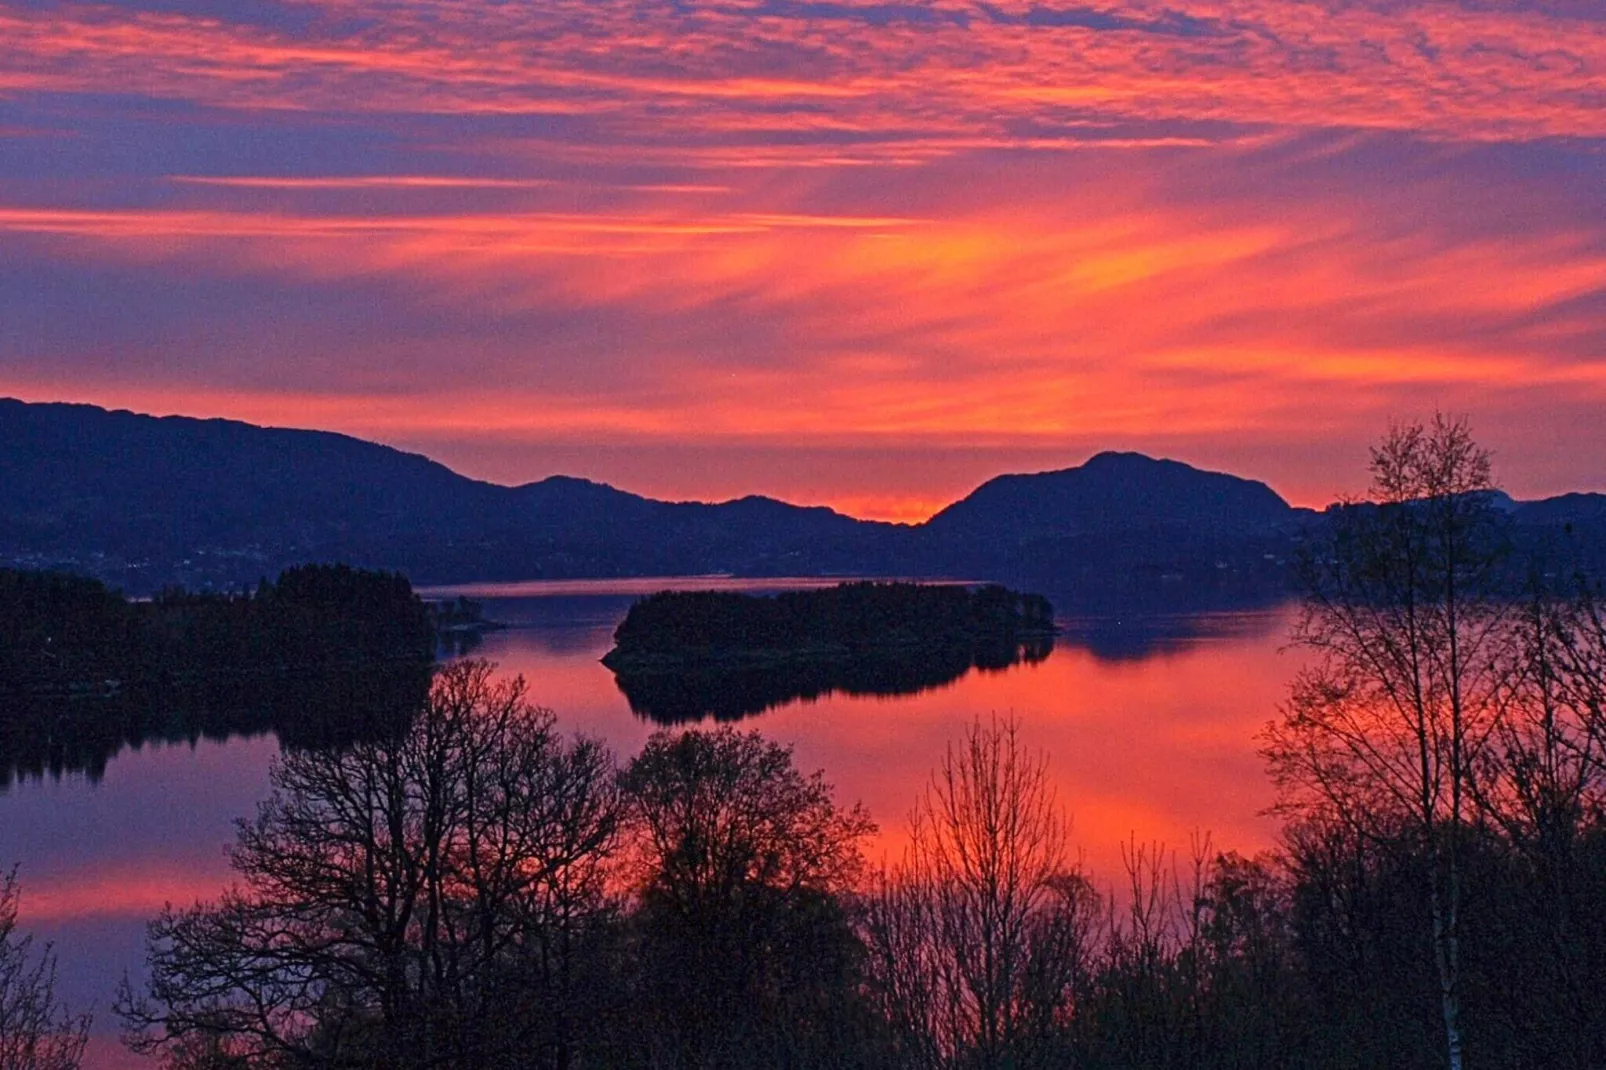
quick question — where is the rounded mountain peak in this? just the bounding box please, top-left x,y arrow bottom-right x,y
1084,450 -> 1157,465
924,452 -> 1293,540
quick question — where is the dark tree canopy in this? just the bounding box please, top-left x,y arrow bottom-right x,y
119,660 -> 621,1070
1,564 -> 433,697
619,728 -> 878,1069
605,582 -> 1055,668
603,582 -> 1056,723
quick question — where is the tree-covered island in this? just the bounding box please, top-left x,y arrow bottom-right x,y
602,581 -> 1056,674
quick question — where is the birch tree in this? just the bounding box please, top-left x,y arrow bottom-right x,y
1264,415 -> 1508,1070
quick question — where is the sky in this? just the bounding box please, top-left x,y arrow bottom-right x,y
1,0 -> 1603,521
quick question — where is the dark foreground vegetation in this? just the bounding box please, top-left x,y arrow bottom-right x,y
53,657 -> 1598,1070
4,417 -> 1606,1070
0,565 -> 436,785
2,660 -> 1603,1069
604,582 -> 1056,721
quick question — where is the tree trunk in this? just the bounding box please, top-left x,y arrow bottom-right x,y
1429,877 -> 1464,1070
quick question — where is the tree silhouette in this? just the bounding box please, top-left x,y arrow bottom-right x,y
619,727 -> 876,1068
0,870 -> 89,1070
863,716 -> 1090,1070
119,660 -> 620,1070
1264,415 -> 1508,1070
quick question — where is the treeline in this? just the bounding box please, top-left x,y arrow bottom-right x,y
605,582 -> 1056,668
10,417 -> 1606,1069
100,418 -> 1606,1070
0,564 -> 433,695
0,565 -> 436,786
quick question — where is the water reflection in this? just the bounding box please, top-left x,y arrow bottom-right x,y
0,665 -> 431,790
432,581 -> 1296,876
1056,610 -> 1288,663
0,579 -> 1297,1070
611,636 -> 1055,723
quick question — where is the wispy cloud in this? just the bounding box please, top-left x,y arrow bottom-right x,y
171,175 -> 564,189
3,0 -> 1604,141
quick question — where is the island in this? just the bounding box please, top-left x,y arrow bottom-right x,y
428,594 -> 507,655
601,581 -> 1057,722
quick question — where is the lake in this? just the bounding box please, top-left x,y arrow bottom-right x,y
0,578 -> 1299,1069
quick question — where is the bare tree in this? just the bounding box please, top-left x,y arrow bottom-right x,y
1467,580 -> 1606,1056
864,715 -> 1088,1070
1264,414 -> 1509,1070
119,659 -> 621,1070
1482,591 -> 1606,856
0,871 -> 88,1070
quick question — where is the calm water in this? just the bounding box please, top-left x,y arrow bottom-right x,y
0,578 -> 1298,1068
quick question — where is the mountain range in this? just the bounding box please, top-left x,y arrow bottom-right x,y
4,398 -> 1602,598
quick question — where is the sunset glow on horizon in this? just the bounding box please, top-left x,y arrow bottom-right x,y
3,0 -> 1604,519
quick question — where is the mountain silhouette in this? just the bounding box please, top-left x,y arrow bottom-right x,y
1513,492 -> 1606,526
0,399 -> 899,589
925,451 -> 1303,542
3,398 -> 1601,594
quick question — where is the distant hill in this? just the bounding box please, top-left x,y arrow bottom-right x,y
925,451 -> 1303,542
0,399 -> 899,590
3,398 -> 1601,596
1514,493 -> 1606,527
1508,493 -> 1606,581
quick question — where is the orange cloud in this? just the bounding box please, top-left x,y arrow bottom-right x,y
3,133 -> 1601,519
3,0 -> 1605,142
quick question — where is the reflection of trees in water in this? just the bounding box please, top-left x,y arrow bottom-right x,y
436,629 -> 485,658
0,664 -> 432,789
611,637 -> 1053,724
1,564 -> 440,789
